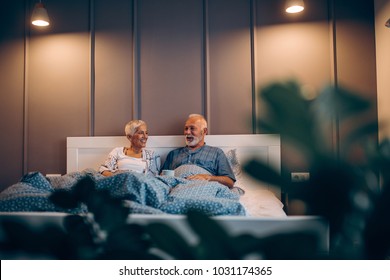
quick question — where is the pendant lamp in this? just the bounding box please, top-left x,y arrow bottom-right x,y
31,1 -> 50,27
285,0 -> 305,14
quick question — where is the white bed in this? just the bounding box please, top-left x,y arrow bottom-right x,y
67,134 -> 285,217
0,134 -> 329,257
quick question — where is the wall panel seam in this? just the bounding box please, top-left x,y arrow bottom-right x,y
250,0 -> 257,134
329,0 -> 340,159
23,0 -> 29,174
89,0 -> 96,136
132,0 -> 139,119
203,0 -> 211,132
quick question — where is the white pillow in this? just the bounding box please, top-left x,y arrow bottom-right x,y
224,149 -> 245,195
225,148 -> 242,178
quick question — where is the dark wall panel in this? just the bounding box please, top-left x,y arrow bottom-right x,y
334,0 -> 377,97
208,0 -> 253,134
27,0 -> 90,174
255,0 -> 332,174
137,0 -> 204,135
255,0 -> 331,92
333,0 -> 378,157
94,0 -> 134,136
0,0 -> 25,189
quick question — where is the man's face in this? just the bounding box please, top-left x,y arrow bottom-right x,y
184,118 -> 205,149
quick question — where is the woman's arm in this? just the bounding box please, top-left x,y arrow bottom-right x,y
99,147 -> 120,176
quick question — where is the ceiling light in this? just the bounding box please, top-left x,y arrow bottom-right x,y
285,0 -> 305,14
31,1 -> 50,27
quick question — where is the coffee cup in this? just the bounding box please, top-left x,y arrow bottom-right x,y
161,170 -> 175,176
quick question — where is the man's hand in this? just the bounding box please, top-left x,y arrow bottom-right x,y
186,174 -> 211,181
186,174 -> 234,188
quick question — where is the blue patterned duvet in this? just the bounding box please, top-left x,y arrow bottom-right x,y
0,169 -> 246,216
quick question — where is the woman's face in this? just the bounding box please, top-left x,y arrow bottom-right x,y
130,124 -> 148,149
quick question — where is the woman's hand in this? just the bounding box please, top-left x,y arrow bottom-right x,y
101,170 -> 114,177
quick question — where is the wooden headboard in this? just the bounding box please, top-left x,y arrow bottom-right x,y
67,134 -> 281,196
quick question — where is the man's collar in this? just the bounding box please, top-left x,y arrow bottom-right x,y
185,142 -> 206,152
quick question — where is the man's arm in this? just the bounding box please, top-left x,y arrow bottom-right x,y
186,174 -> 234,188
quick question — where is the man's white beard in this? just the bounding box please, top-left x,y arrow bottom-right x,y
185,135 -> 201,147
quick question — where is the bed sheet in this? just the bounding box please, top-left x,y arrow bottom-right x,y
237,173 -> 286,217
0,169 -> 246,216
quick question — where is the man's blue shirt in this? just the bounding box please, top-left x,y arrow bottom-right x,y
161,145 -> 236,181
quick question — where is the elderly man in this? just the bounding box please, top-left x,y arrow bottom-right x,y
161,114 -> 235,188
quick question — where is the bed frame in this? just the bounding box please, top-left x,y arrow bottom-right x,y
65,134 -> 329,254
0,134 -> 329,257
67,134 -> 282,198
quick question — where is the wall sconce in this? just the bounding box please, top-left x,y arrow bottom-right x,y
285,0 -> 305,14
386,18 -> 390,28
31,1 -> 50,26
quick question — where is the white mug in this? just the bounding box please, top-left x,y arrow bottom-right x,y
161,170 -> 175,176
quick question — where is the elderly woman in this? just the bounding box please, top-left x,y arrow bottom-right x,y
99,120 -> 161,176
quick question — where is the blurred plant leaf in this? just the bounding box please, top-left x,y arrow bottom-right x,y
230,231 -> 321,259
368,139 -> 390,184
186,210 -> 239,259
259,81 -> 317,152
63,215 -> 96,248
72,175 -> 96,202
341,121 -> 379,154
103,224 -> 157,260
260,231 -> 321,260
85,190 -> 129,233
254,80 -> 389,260
243,159 -> 284,187
314,85 -> 372,121
146,222 -> 195,259
54,176 -> 130,233
49,189 -> 80,209
0,219 -> 71,259
364,180 -> 390,259
106,224 -> 151,253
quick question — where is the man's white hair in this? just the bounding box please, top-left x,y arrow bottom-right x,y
188,114 -> 208,130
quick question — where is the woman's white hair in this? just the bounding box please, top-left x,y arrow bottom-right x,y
188,114 -> 208,130
125,120 -> 147,137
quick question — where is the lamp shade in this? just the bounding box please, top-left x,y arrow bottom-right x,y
31,2 -> 50,26
285,0 -> 305,13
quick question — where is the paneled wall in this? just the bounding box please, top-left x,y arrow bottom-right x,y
0,0 -> 377,191
94,0 -> 134,136
27,0 -> 91,173
0,0 -> 25,190
137,0 -> 204,134
207,0 -> 253,134
374,0 -> 390,142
